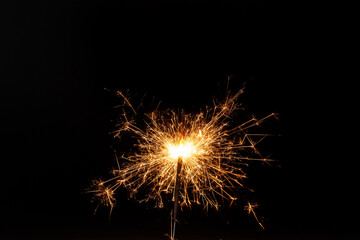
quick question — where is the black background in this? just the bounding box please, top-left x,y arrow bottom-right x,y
1,1 -> 356,239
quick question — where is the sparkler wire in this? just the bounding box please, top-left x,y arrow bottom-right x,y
172,156 -> 183,240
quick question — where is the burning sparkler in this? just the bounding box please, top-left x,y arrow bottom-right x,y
88,85 -> 278,239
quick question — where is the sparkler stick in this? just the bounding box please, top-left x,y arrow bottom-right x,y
172,155 -> 183,240
171,132 -> 185,240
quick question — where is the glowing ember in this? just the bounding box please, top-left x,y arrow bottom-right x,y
168,142 -> 195,159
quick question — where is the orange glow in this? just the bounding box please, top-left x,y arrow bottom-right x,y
168,141 -> 195,159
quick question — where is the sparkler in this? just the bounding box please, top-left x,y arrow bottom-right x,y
88,85 -> 278,239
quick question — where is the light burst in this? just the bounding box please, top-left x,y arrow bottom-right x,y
89,86 -> 278,237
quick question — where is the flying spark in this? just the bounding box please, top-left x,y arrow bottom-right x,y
245,202 -> 265,229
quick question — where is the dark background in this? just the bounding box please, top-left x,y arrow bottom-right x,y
1,1 -> 356,239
